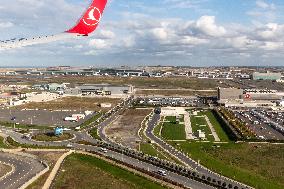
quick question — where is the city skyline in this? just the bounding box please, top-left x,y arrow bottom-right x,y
1,0 -> 284,67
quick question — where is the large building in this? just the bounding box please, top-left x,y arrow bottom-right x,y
217,87 -> 244,100
252,72 -> 281,81
65,84 -> 134,96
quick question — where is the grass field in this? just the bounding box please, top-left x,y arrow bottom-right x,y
31,133 -> 73,142
171,142 -> 284,189
203,110 -> 230,142
53,153 -> 167,189
0,121 -> 50,130
190,114 -> 215,141
161,122 -> 186,140
90,128 -> 101,140
153,122 -> 163,137
164,116 -> 177,123
140,143 -> 167,160
15,96 -> 121,111
0,136 -> 10,148
80,112 -> 102,128
0,136 -> 8,148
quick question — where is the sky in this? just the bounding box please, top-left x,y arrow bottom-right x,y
1,0 -> 284,67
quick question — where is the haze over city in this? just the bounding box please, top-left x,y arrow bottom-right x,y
1,0 -> 284,67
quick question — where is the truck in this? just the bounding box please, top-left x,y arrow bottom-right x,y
64,117 -> 78,122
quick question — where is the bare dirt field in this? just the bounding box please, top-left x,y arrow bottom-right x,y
136,89 -> 217,97
0,163 -> 12,178
15,96 -> 121,111
106,108 -> 152,149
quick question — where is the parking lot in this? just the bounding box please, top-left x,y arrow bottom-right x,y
232,109 -> 284,140
0,108 -> 94,128
136,97 -> 202,107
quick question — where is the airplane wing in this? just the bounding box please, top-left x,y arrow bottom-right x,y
0,0 -> 108,50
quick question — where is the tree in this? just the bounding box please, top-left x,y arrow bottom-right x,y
207,176 -> 212,182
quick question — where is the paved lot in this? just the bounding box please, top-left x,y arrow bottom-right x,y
233,110 -> 284,140
0,109 -> 94,128
0,152 -> 46,189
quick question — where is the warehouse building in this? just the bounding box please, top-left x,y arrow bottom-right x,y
65,84 -> 134,96
252,72 -> 281,81
217,87 -> 244,100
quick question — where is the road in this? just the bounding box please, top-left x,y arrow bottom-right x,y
145,113 -> 251,189
0,128 -> 214,189
0,152 -> 46,189
0,98 -> 251,189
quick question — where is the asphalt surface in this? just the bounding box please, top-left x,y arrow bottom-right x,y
233,110 -> 284,140
0,128 -> 214,189
0,152 -> 45,189
0,109 -> 88,128
0,99 -> 251,189
145,113 -> 251,189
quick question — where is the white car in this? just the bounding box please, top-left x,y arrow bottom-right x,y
99,148 -> 108,153
66,144 -> 73,148
157,170 -> 167,176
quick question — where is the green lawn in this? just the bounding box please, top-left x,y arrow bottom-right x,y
32,133 -> 73,142
161,122 -> 186,140
89,128 -> 101,140
203,110 -> 230,142
153,122 -> 163,137
0,136 -> 9,148
80,113 -> 102,128
171,142 -> 284,189
190,114 -> 214,141
140,143 -> 166,160
0,121 -> 50,130
165,116 -> 176,123
53,153 -> 168,189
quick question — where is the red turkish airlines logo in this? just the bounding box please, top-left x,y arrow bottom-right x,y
83,6 -> 102,26
244,94 -> 251,99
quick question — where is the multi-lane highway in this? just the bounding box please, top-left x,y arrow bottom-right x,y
0,98 -> 252,189
0,152 -> 46,189
0,128 -> 214,189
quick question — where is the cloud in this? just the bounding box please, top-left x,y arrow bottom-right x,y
2,0 -> 284,67
195,16 -> 226,37
256,0 -> 275,10
0,21 -> 14,28
89,39 -> 111,49
247,0 -> 278,23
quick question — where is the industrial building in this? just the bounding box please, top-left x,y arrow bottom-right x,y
64,84 -> 134,96
217,87 -> 244,100
252,72 -> 282,81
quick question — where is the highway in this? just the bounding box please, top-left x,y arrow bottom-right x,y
0,98 -> 251,189
0,128 -> 214,189
0,152 -> 46,189
145,113 -> 252,189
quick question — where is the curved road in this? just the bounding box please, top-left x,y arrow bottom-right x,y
0,152 -> 46,189
145,113 -> 252,189
0,98 -> 251,189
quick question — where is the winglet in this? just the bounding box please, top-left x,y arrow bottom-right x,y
66,0 -> 107,35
